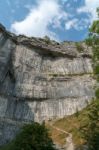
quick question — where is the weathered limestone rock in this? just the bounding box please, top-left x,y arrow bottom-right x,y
0,24 -> 95,145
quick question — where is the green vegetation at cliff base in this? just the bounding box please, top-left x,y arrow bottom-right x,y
47,99 -> 99,150
0,122 -> 56,150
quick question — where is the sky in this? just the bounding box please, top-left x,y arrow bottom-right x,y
0,0 -> 99,42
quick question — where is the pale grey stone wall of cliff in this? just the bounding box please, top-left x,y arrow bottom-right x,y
0,24 -> 95,145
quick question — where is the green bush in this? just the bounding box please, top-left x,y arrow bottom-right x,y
95,88 -> 99,98
94,65 -> 99,74
81,8 -> 99,150
81,99 -> 99,150
93,46 -> 99,60
44,36 -> 51,44
1,122 -> 56,150
85,38 -> 93,46
76,43 -> 84,52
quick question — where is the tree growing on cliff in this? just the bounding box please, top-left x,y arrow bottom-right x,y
1,122 -> 56,150
82,7 -> 99,150
81,100 -> 99,150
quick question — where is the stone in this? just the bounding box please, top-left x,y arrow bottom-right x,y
0,24 -> 95,145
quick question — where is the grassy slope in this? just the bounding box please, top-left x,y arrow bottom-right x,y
46,100 -> 98,147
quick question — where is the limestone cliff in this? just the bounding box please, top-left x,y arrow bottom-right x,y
0,24 -> 95,145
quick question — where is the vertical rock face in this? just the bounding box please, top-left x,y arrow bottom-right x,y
0,24 -> 95,145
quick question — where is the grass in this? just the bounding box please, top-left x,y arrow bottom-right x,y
48,72 -> 93,78
46,100 -> 98,147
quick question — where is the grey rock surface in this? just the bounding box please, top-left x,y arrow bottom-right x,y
0,24 -> 95,145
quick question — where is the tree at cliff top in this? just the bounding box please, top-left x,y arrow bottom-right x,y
1,122 -> 56,150
82,7 -> 99,150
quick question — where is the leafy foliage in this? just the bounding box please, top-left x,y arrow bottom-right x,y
85,8 -> 99,79
94,64 -> 99,74
0,122 -> 56,150
75,42 -> 84,52
81,100 -> 99,150
83,7 -> 99,150
85,38 -> 93,46
44,36 -> 51,44
90,20 -> 99,34
95,88 -> 99,98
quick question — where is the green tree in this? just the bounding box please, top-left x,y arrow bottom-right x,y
90,8 -> 99,34
86,8 -> 99,46
83,7 -> 99,150
2,122 -> 56,150
81,100 -> 99,150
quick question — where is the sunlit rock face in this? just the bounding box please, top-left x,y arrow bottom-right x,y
0,24 -> 95,145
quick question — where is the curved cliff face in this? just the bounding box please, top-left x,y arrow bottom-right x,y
0,24 -> 95,145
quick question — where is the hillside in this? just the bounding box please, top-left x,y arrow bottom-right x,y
47,99 -> 99,149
